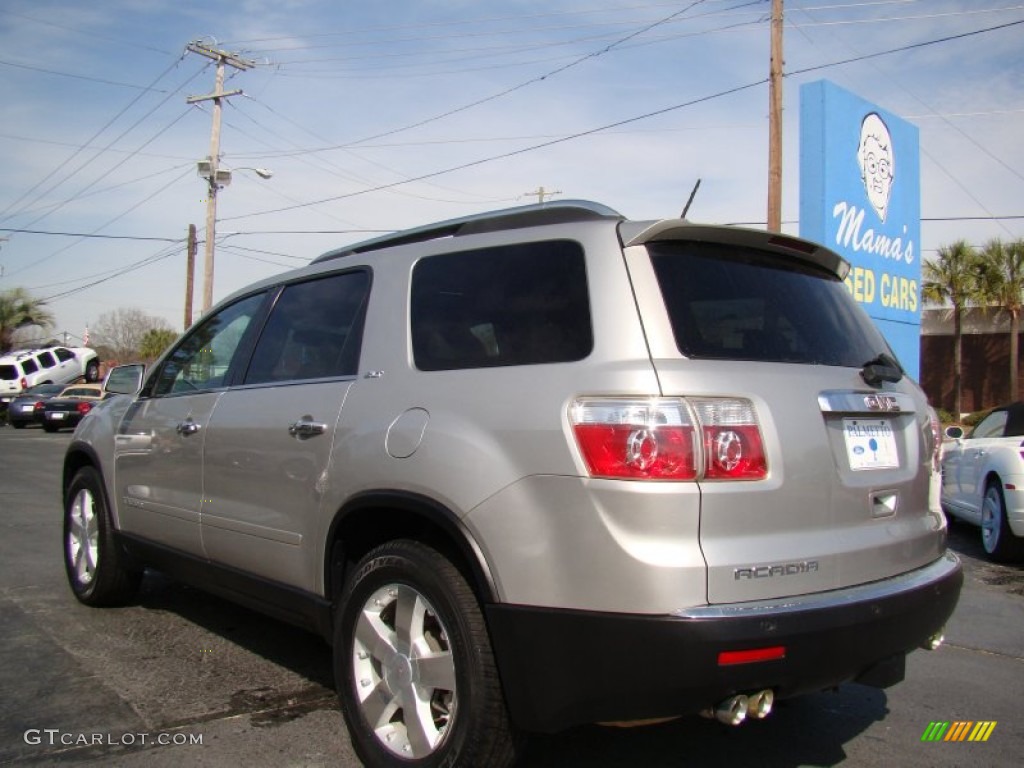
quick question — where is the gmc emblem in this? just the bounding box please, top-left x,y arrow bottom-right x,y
864,394 -> 900,412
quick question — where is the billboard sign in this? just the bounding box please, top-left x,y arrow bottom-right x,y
800,80 -> 921,377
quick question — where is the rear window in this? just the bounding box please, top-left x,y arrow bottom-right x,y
649,241 -> 893,367
411,240 -> 592,371
1,365 -> 18,381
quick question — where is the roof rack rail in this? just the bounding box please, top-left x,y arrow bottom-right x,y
312,200 -> 622,263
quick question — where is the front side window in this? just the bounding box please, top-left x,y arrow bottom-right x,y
55,348 -> 75,362
649,241 -> 894,367
149,293 -> 266,397
411,240 -> 592,371
245,270 -> 371,385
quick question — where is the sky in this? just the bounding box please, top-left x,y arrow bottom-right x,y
0,0 -> 1021,346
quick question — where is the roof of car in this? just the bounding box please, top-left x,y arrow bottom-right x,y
312,200 -> 623,263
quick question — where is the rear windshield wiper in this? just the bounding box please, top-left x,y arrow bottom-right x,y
860,352 -> 903,386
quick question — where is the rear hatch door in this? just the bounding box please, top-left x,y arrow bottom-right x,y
622,225 -> 944,604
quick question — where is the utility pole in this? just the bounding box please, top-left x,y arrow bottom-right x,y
767,0 -> 784,233
524,186 -> 561,205
185,224 -> 197,330
186,41 -> 255,313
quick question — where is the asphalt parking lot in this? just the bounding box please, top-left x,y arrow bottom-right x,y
1,424 -> 1021,767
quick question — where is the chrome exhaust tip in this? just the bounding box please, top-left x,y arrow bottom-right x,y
746,689 -> 774,719
922,632 -> 944,651
703,695 -> 748,726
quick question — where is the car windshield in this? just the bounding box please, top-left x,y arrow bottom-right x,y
648,241 -> 896,367
59,387 -> 100,398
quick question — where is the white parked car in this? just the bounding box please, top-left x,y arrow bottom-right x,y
941,402 -> 1024,562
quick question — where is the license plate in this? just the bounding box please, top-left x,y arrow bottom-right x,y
843,418 -> 899,470
49,412 -> 67,420
20,405 -> 35,413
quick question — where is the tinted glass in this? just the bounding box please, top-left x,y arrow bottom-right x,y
246,270 -> 370,384
150,293 -> 265,396
411,240 -> 592,371
36,351 -> 56,368
649,242 -> 893,367
55,348 -> 75,362
21,359 -> 38,375
0,365 -> 17,381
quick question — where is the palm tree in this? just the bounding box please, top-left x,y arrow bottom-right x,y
922,240 -> 983,418
0,287 -> 56,354
977,238 -> 1024,402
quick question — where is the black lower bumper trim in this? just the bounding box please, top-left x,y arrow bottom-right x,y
485,554 -> 962,733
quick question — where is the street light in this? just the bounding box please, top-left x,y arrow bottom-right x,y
197,158 -> 272,312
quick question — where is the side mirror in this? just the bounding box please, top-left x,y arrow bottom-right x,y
104,364 -> 145,396
944,426 -> 964,440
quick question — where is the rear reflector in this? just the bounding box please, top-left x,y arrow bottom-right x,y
571,397 -> 767,481
718,646 -> 786,666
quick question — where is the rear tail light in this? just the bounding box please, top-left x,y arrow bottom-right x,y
33,401 -> 45,412
76,402 -> 93,415
571,397 -> 767,481
689,399 -> 767,480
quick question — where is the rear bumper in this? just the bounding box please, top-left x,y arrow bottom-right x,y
486,552 -> 962,733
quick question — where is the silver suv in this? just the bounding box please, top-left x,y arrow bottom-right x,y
63,201 -> 961,767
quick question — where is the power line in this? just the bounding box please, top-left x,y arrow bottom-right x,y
0,58 -> 170,90
0,228 -> 182,242
220,16 -> 1023,224
0,54 -> 189,225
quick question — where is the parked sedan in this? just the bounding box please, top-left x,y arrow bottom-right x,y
41,384 -> 105,433
7,383 -> 66,428
941,401 -> 1024,562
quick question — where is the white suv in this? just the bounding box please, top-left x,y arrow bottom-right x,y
0,346 -> 101,406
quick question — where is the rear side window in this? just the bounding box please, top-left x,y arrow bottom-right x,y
649,241 -> 892,367
21,359 -> 38,375
412,240 -> 592,371
245,270 -> 371,384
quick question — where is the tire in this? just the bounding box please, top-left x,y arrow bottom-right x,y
85,360 -> 100,383
334,540 -> 520,768
42,423 -> 59,433
981,481 -> 1024,563
12,422 -> 25,429
63,466 -> 142,606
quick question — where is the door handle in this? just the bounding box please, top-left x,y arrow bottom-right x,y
289,418 -> 327,438
176,420 -> 201,436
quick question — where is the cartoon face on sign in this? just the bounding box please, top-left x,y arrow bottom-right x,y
857,112 -> 894,222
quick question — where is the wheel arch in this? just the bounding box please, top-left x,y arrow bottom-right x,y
324,491 -> 500,612
62,444 -> 111,516
984,470 -> 1004,493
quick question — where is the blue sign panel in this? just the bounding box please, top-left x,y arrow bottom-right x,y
800,80 -> 921,377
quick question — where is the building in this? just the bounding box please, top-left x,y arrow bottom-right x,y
920,307 -> 1021,416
